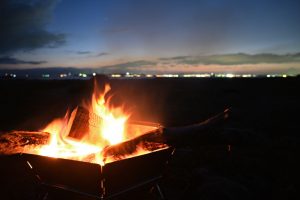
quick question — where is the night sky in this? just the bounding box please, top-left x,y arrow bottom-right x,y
1,0 -> 300,74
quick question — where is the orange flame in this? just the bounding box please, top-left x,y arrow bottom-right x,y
91,84 -> 127,145
33,82 -> 154,165
39,113 -> 102,163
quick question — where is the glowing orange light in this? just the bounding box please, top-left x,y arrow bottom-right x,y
30,82 -> 152,165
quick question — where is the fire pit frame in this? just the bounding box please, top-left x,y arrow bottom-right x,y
19,146 -> 174,199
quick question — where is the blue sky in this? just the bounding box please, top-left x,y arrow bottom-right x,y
1,0 -> 300,74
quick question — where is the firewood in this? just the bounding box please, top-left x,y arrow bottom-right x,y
67,106 -> 102,139
102,108 -> 230,159
0,131 -> 49,154
64,105 -> 229,159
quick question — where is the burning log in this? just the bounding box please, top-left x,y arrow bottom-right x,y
101,108 -> 230,160
0,107 -> 229,163
0,131 -> 49,154
67,106 -> 102,139
65,105 -> 229,160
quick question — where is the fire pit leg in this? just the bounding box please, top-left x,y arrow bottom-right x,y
35,185 -> 49,200
155,183 -> 166,200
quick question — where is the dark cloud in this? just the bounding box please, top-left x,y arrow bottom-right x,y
76,51 -> 91,55
162,53 -> 300,65
68,51 -> 109,58
0,0 -> 66,55
101,60 -> 155,72
99,53 -> 300,73
97,52 -> 109,57
159,56 -> 192,61
0,56 -> 47,65
85,52 -> 109,58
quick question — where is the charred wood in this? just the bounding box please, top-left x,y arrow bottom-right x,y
67,106 -> 102,139
102,108 -> 230,159
0,131 -> 49,154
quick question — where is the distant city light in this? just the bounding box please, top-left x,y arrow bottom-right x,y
266,74 -> 289,78
157,74 -> 179,78
111,74 -> 121,78
78,73 -> 87,78
0,71 -> 294,80
183,74 -> 211,78
4,73 -> 17,78
242,74 -> 252,78
59,74 -> 67,78
225,74 -> 234,78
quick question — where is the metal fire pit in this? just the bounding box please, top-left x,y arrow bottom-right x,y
0,120 -> 175,199
16,146 -> 173,199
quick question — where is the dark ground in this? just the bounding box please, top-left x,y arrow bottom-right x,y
0,77 -> 299,199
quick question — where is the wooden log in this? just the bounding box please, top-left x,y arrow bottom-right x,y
0,107 -> 229,162
0,131 -> 49,154
67,106 -> 102,139
102,108 -> 230,159
64,105 -> 229,159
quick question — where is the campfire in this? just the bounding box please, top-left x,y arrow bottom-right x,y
29,83 -> 168,165
1,82 -> 169,165
0,80 -> 229,199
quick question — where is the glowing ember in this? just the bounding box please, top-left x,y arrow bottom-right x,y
27,82 -> 157,165
38,111 -> 103,164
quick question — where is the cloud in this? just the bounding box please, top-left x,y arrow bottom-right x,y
76,51 -> 92,55
100,60 -> 156,72
161,53 -> 300,65
97,52 -> 109,57
85,52 -> 109,58
0,0 -> 66,55
0,56 -> 47,65
159,56 -> 192,61
96,53 -> 300,73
